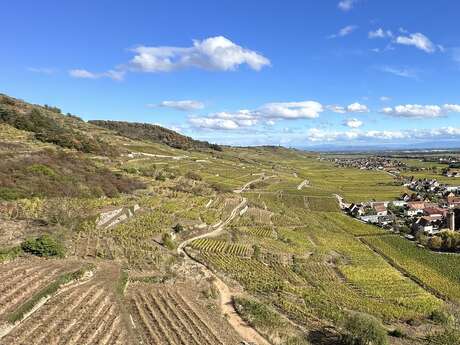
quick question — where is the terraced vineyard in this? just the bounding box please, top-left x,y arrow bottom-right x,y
190,238 -> 252,256
2,267 -> 128,345
128,284 -> 241,345
0,258 -> 82,323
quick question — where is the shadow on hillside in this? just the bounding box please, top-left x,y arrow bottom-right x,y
307,328 -> 342,345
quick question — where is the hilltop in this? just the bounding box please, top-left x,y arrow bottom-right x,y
89,120 -> 222,151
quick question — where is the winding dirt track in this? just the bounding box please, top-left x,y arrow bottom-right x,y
178,179 -> 271,345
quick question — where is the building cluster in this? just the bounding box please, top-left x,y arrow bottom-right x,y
343,178 -> 460,238
330,156 -> 406,174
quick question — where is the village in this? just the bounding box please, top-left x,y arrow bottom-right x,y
341,176 -> 460,252
327,156 -> 408,174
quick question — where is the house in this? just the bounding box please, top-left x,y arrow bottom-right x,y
401,193 -> 411,202
414,216 -> 436,235
372,202 -> 388,216
360,215 -> 380,224
392,200 -> 407,207
348,203 -> 365,217
447,194 -> 460,208
424,207 -> 447,221
404,202 -> 425,217
378,215 -> 393,226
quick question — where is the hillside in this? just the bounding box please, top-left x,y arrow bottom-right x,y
89,120 -> 222,151
0,94 -> 459,345
0,94 -> 120,156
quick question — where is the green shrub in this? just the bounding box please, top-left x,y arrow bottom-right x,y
26,164 -> 57,177
233,297 -> 283,329
162,233 -> 175,250
0,246 -> 23,263
21,234 -> 65,258
173,223 -> 184,233
0,187 -> 25,200
430,310 -> 451,325
185,171 -> 202,181
341,312 -> 388,345
388,328 -> 405,338
426,328 -> 460,345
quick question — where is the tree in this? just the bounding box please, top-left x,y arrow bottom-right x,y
341,312 -> 388,345
21,234 -> 65,258
173,223 -> 184,234
429,236 -> 443,251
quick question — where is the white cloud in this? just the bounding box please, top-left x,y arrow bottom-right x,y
395,32 -> 436,53
69,69 -> 98,79
157,100 -> 204,111
189,110 -> 259,131
69,69 -> 125,80
27,67 -> 56,75
381,104 -> 460,118
347,102 -> 369,113
329,25 -> 357,38
379,66 -> 417,78
338,0 -> 357,11
188,100 -> 324,131
443,104 -> 460,113
130,36 -> 270,72
327,103 -> 369,113
327,105 -> 346,114
344,118 -> 363,128
380,96 -> 391,102
259,101 -> 324,119
189,117 -> 240,130
368,28 -> 393,39
69,36 -> 269,81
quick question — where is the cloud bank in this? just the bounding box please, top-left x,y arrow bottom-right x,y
381,104 -> 460,118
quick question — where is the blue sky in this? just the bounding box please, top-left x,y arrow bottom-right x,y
2,0 -> 460,148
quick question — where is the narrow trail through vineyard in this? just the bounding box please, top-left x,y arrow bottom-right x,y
178,175 -> 272,345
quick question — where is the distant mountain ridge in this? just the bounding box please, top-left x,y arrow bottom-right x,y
89,120 -> 222,151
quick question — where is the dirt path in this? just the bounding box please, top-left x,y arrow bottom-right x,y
178,182 -> 271,345
297,179 -> 309,190
177,198 -> 247,255
333,194 -> 347,209
233,174 -> 276,194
